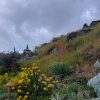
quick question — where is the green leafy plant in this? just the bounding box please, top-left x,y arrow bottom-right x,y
0,93 -> 17,100
67,83 -> 78,93
12,63 -> 58,99
52,63 -> 74,78
50,93 -> 65,100
0,73 -> 9,85
77,77 -> 88,85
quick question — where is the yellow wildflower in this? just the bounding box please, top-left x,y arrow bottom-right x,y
42,81 -> 47,85
26,92 -> 30,95
46,79 -> 50,82
50,77 -> 53,80
35,72 -> 38,74
17,96 -> 22,99
18,85 -> 21,88
32,63 -> 36,66
34,66 -> 38,69
25,74 -> 28,77
31,73 -> 33,76
18,89 -> 22,93
47,84 -> 53,88
43,87 -> 47,91
27,79 -> 30,83
55,80 -> 59,83
17,96 -> 22,100
18,80 -> 23,84
23,68 -> 27,70
44,76 -> 47,80
24,95 -> 28,99
33,84 -> 36,88
38,79 -> 41,82
21,68 -> 24,70
11,87 -> 15,90
53,81 -> 56,83
37,69 -> 40,72
42,74 -> 45,76
28,68 -> 31,70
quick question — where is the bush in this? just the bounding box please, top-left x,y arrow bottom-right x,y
52,63 -> 74,78
12,63 -> 58,99
50,93 -> 65,100
56,83 -> 78,99
67,83 -> 78,93
0,86 -> 7,96
0,92 -> 17,100
77,77 -> 88,85
0,73 -> 9,86
0,66 -> 5,74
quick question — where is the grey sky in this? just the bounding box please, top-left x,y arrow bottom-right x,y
0,0 -> 100,52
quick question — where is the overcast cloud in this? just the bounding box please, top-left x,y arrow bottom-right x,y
0,0 -> 100,52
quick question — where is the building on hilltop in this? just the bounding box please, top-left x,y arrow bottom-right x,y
22,44 -> 37,59
23,44 -> 31,55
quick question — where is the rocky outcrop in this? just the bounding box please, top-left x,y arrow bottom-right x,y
94,60 -> 100,68
67,27 -> 92,41
87,73 -> 100,97
83,51 -> 96,62
67,20 -> 100,41
48,47 -> 58,55
83,23 -> 88,29
90,20 -> 100,27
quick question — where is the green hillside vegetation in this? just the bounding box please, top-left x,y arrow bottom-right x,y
1,21 -> 100,99
0,22 -> 100,100
19,22 -> 100,75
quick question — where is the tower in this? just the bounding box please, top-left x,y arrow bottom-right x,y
14,47 -> 16,52
26,44 -> 29,50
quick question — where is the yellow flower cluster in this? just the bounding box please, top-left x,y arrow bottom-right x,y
12,63 -> 58,99
17,95 -> 28,100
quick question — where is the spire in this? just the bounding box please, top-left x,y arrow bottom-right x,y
26,44 -> 29,50
14,46 -> 16,52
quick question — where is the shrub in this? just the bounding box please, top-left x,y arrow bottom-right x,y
0,66 -> 5,74
0,73 -> 9,86
57,83 -> 79,99
0,52 -> 20,74
12,63 -> 58,99
50,93 -> 65,100
77,77 -> 88,85
0,86 -> 7,96
0,92 -> 17,100
67,83 -> 78,93
52,63 -> 74,78
85,86 -> 97,97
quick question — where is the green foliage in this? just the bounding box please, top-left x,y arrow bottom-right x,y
0,87 -> 16,100
12,64 -> 58,99
56,82 -> 96,100
67,83 -> 78,93
56,83 -> 78,99
19,54 -> 59,75
57,83 -> 78,94
77,77 -> 88,85
29,96 -> 49,100
52,63 -> 74,78
0,73 -> 9,85
50,93 -> 65,100
0,66 -> 5,74
0,86 -> 7,96
0,92 -> 17,100
85,87 -> 96,97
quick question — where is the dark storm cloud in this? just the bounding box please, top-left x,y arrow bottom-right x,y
0,0 -> 100,51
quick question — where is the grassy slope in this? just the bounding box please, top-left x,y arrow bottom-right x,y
19,22 -> 100,74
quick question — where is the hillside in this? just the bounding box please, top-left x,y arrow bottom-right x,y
1,20 -> 100,99
19,20 -> 100,77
